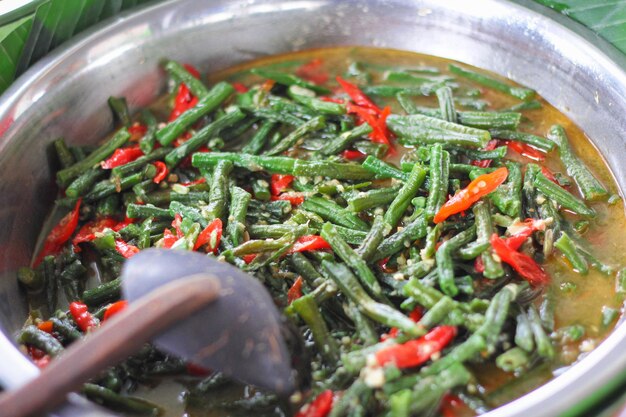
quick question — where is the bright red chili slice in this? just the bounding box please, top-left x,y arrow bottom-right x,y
336,76 -> 381,112
242,254 -> 258,264
181,177 -> 207,186
161,228 -> 177,249
375,325 -> 457,368
381,307 -> 424,341
287,276 -> 304,304
270,174 -> 295,196
471,139 -> 500,168
100,146 -> 144,169
34,198 -> 82,266
37,321 -> 54,333
34,355 -> 51,369
440,393 -> 470,417
103,300 -> 128,321
377,257 -> 393,273
171,213 -> 184,239
341,149 -> 367,160
72,217 -> 119,250
128,123 -> 147,141
434,167 -> 509,224
319,96 -> 344,104
540,166 -> 559,184
194,218 -> 223,253
490,234 -> 549,286
271,193 -> 305,206
69,301 -> 98,332
114,239 -> 140,259
296,58 -> 329,85
232,82 -> 249,93
295,389 -> 334,417
505,218 -> 546,250
169,83 -> 199,121
474,255 -> 485,273
152,161 -> 169,184
289,235 -> 331,253
186,362 -> 211,376
183,64 -> 201,79
506,140 -> 545,161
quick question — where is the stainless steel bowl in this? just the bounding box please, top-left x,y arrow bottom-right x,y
1,1 -> 625,416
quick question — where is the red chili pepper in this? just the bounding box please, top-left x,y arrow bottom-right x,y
261,79 -> 276,93
375,325 -> 457,368
186,362 -> 211,376
296,58 -> 329,85
161,228 -> 177,249
271,193 -> 305,206
171,213 -> 184,239
194,218 -> 223,253
34,198 -> 82,266
505,218 -> 546,250
169,83 -> 199,121
114,239 -> 140,259
113,216 -> 135,231
540,166 -> 559,184
474,255 -> 485,273
128,123 -> 147,141
37,321 -> 54,333
341,149 -> 367,160
506,141 -> 545,161
100,146 -> 144,169
34,355 -> 51,369
183,64 -> 201,79
270,174 -> 295,196
287,276 -> 304,304
152,161 -> 169,184
440,393 -> 469,417
471,139 -> 500,168
103,300 -> 128,321
232,82 -> 249,93
242,254 -> 258,264
434,167 -> 509,224
295,390 -> 334,417
181,177 -> 207,186
490,234 -> 549,286
27,346 -> 45,360
336,76 -> 381,112
72,217 -> 119,250
69,301 -> 98,332
381,307 -> 423,341
377,257 -> 393,273
319,96 -> 344,104
289,235 -> 331,253
346,103 -> 392,147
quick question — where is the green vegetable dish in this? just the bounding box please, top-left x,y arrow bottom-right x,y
17,47 -> 626,417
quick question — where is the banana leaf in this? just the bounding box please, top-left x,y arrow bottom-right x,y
0,15 -> 34,94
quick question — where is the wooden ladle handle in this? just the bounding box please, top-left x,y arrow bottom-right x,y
0,274 -> 221,417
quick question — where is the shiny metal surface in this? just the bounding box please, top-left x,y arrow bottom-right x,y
0,0 -> 625,416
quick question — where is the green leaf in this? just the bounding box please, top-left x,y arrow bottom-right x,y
0,15 -> 34,94
534,0 -> 626,55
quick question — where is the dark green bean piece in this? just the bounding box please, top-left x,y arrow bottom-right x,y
533,171 -> 596,217
17,267 -> 44,291
84,171 -> 145,202
418,296 -> 456,329
489,129 -> 554,152
496,347 -> 530,372
18,325 -> 64,356
292,294 -> 339,364
251,68 -> 330,94
425,144 -> 450,220
139,109 -> 158,154
515,311 -> 535,353
192,152 -> 296,174
346,185 -> 401,212
108,96 -> 131,127
384,164 -> 426,229
449,64 -> 535,100
506,100 -> 542,111
548,125 -> 608,201
476,284 -> 518,352
288,85 -> 346,115
163,60 -> 209,97
157,82 -> 234,146
328,379 -> 371,417
59,260 -> 87,301
361,155 -> 410,181
96,195 -> 119,217
321,223 -> 383,299
421,223 -> 442,261
42,256 -> 58,312
302,197 -> 369,231
554,231 -> 589,275
226,186 -> 251,246
436,86 -> 457,123
266,115 -> 326,155
242,120 -> 276,155
83,383 -> 161,415
53,138 -> 75,168
409,364 -> 472,414
436,226 -> 476,297
345,302 -> 378,347
322,261 -> 422,337
372,214 -> 428,261
388,114 -> 491,148
356,215 -> 389,262
293,160 -> 375,180
49,317 -> 82,342
82,278 -> 121,307
361,84 -> 446,97
205,160 -> 233,220
165,107 -> 245,168
473,200 -> 504,278
57,129 -> 130,187
319,123 -> 373,157
527,304 -> 555,359
169,201 -> 208,228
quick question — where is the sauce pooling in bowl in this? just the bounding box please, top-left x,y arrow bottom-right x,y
18,47 -> 625,417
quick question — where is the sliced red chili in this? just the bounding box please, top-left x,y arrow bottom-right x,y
72,217 -> 118,251
271,193 -> 305,206
35,198 -> 82,266
128,123 -> 147,141
194,218 -> 223,253
103,300 -> 128,321
375,325 -> 457,368
505,218 -> 546,250
270,174 -> 295,196
347,103 -> 392,147
540,166 -> 559,184
181,177 -> 207,187
440,393 -> 470,417
295,389 -> 334,417
186,362 -> 211,377
152,161 -> 169,184
232,82 -> 249,93
490,234 -> 549,286
114,239 -> 140,259
287,276 -> 304,304
183,64 -> 201,79
296,58 -> 329,85
101,146 -> 144,169
171,213 -> 184,239
336,76 -> 381,112
69,301 -> 98,332
169,83 -> 199,121
242,254 -> 258,264
341,149 -> 367,160
474,255 -> 485,273
37,321 -> 54,334
161,228 -> 177,249
434,167 -> 509,224
506,140 -> 545,161
289,235 -> 331,253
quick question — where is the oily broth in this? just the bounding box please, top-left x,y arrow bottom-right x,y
122,47 -> 626,415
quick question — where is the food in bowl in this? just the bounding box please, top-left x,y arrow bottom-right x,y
15,47 -> 625,416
